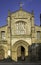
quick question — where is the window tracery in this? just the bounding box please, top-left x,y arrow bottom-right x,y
15,21 -> 26,35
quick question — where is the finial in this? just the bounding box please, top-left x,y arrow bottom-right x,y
8,10 -> 11,17
32,10 -> 34,17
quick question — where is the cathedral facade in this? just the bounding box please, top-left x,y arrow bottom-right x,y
0,7 -> 41,61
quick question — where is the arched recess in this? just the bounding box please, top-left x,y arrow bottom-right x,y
12,40 -> 29,61
0,49 -> 4,60
0,45 -> 8,60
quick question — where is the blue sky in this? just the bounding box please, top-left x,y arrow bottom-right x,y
0,0 -> 41,27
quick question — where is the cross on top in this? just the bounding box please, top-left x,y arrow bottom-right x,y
20,2 -> 24,9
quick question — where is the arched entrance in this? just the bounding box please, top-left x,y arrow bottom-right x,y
17,46 -> 25,61
12,40 -> 29,61
0,49 -> 4,60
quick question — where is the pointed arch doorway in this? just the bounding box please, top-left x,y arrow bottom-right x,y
17,46 -> 25,61
12,40 -> 29,61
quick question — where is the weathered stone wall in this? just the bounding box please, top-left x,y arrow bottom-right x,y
0,9 -> 41,61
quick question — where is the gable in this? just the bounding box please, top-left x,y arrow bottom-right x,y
10,9 -> 32,36
11,9 -> 32,19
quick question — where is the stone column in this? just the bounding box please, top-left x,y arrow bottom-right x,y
5,50 -> 8,59
12,51 -> 17,62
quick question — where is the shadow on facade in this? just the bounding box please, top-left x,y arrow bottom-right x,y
18,43 -> 41,62
28,43 -> 41,62
0,43 -> 41,63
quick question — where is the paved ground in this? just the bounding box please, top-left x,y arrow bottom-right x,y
0,63 -> 41,65
0,58 -> 41,65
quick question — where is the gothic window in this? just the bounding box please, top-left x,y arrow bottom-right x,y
15,21 -> 26,35
1,31 -> 6,40
37,31 -> 41,39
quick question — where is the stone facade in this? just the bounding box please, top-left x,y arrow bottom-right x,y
0,8 -> 41,61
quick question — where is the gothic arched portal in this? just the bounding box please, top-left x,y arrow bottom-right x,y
12,40 -> 29,61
